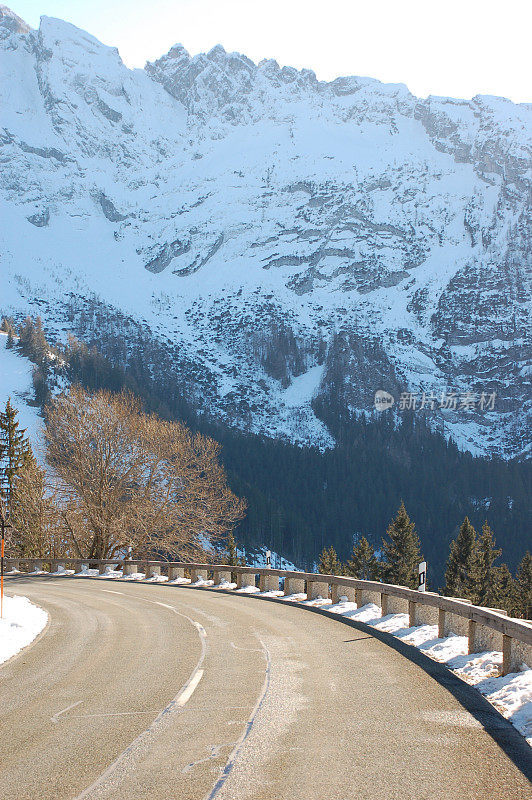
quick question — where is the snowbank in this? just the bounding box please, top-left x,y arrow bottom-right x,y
0,595 -> 48,665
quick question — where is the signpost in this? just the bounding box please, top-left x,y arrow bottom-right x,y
266,550 -> 271,567
418,561 -> 427,592
0,517 -> 10,619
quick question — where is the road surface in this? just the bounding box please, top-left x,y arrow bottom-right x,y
0,575 -> 530,800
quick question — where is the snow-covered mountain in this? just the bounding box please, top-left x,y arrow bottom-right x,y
1,6 -> 530,458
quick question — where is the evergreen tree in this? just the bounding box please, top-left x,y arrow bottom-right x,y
444,517 -> 479,600
494,563 -> 519,617
225,531 -> 246,566
0,399 -> 33,514
475,522 -> 502,607
381,502 -> 422,588
346,535 -> 381,579
6,327 -> 14,349
515,552 -> 532,619
318,545 -> 342,575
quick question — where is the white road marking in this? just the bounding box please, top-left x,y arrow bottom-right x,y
72,711 -> 158,718
74,596 -> 208,799
204,637 -> 271,800
51,700 -> 83,724
101,590 -> 124,595
230,641 -> 263,652
175,668 -> 204,706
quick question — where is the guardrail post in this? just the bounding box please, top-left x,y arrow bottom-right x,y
236,571 -> 256,589
358,588 -> 382,608
408,594 -> 440,627
123,562 -> 138,576
468,618 -> 504,655
284,577 -> 306,596
8,559 -> 20,573
147,564 -> 161,578
167,566 -> 184,581
259,572 -> 279,592
438,600 -> 472,637
502,634 -> 532,676
53,562 -> 65,574
190,568 -> 208,583
381,593 -> 409,617
306,579 -> 330,602
32,559 -> 43,573
331,583 -> 356,604
213,569 -> 232,585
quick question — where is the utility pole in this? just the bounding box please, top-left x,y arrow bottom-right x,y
0,515 -> 11,619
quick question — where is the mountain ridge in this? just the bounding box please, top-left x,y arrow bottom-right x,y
1,6 -> 530,459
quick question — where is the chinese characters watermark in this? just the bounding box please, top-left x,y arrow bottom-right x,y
374,390 -> 496,412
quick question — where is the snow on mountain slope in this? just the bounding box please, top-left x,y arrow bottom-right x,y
0,332 -> 43,449
0,7 -> 530,458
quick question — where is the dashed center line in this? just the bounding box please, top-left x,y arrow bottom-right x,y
51,700 -> 83,724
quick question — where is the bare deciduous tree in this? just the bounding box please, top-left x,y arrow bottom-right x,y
45,386 -> 246,560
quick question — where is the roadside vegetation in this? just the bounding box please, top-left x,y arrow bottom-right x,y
0,315 -> 530,616
317,504 -> 531,618
0,386 -> 245,563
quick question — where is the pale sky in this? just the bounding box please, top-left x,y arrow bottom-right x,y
9,0 -> 532,103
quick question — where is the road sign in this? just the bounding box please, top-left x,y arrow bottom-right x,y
418,561 -> 427,592
266,550 -> 271,567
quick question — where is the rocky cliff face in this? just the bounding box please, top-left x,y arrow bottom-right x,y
1,7 -> 530,458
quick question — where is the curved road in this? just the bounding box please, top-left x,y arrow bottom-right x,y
1,576 -> 530,800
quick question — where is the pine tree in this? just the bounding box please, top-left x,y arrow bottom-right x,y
444,517 -> 479,600
381,502 -> 422,588
475,522 -> 502,607
515,552 -> 532,619
0,399 -> 33,514
494,563 -> 519,617
6,328 -> 14,349
225,531 -> 245,566
318,545 -> 342,575
346,535 -> 381,580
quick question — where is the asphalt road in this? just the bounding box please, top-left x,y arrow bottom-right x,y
1,576 -> 530,800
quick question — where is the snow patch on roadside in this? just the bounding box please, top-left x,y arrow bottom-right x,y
0,595 -> 48,665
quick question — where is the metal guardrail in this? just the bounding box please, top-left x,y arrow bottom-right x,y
5,557 -> 531,676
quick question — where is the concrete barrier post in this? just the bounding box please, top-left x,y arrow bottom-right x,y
358,588 -> 382,608
306,580 -> 330,601
190,568 -> 208,583
438,600 -> 472,637
147,564 -> 161,578
259,572 -> 279,592
9,559 -> 20,572
54,562 -> 65,573
331,583 -> 356,604
284,577 -> 306,596
33,559 -> 43,572
502,635 -> 532,676
236,571 -> 256,589
409,595 -> 440,627
213,569 -> 232,585
381,593 -> 409,617
468,620 -> 503,655
168,566 -> 185,581
123,562 -> 137,576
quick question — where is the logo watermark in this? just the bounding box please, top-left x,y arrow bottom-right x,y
374,390 -> 496,412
